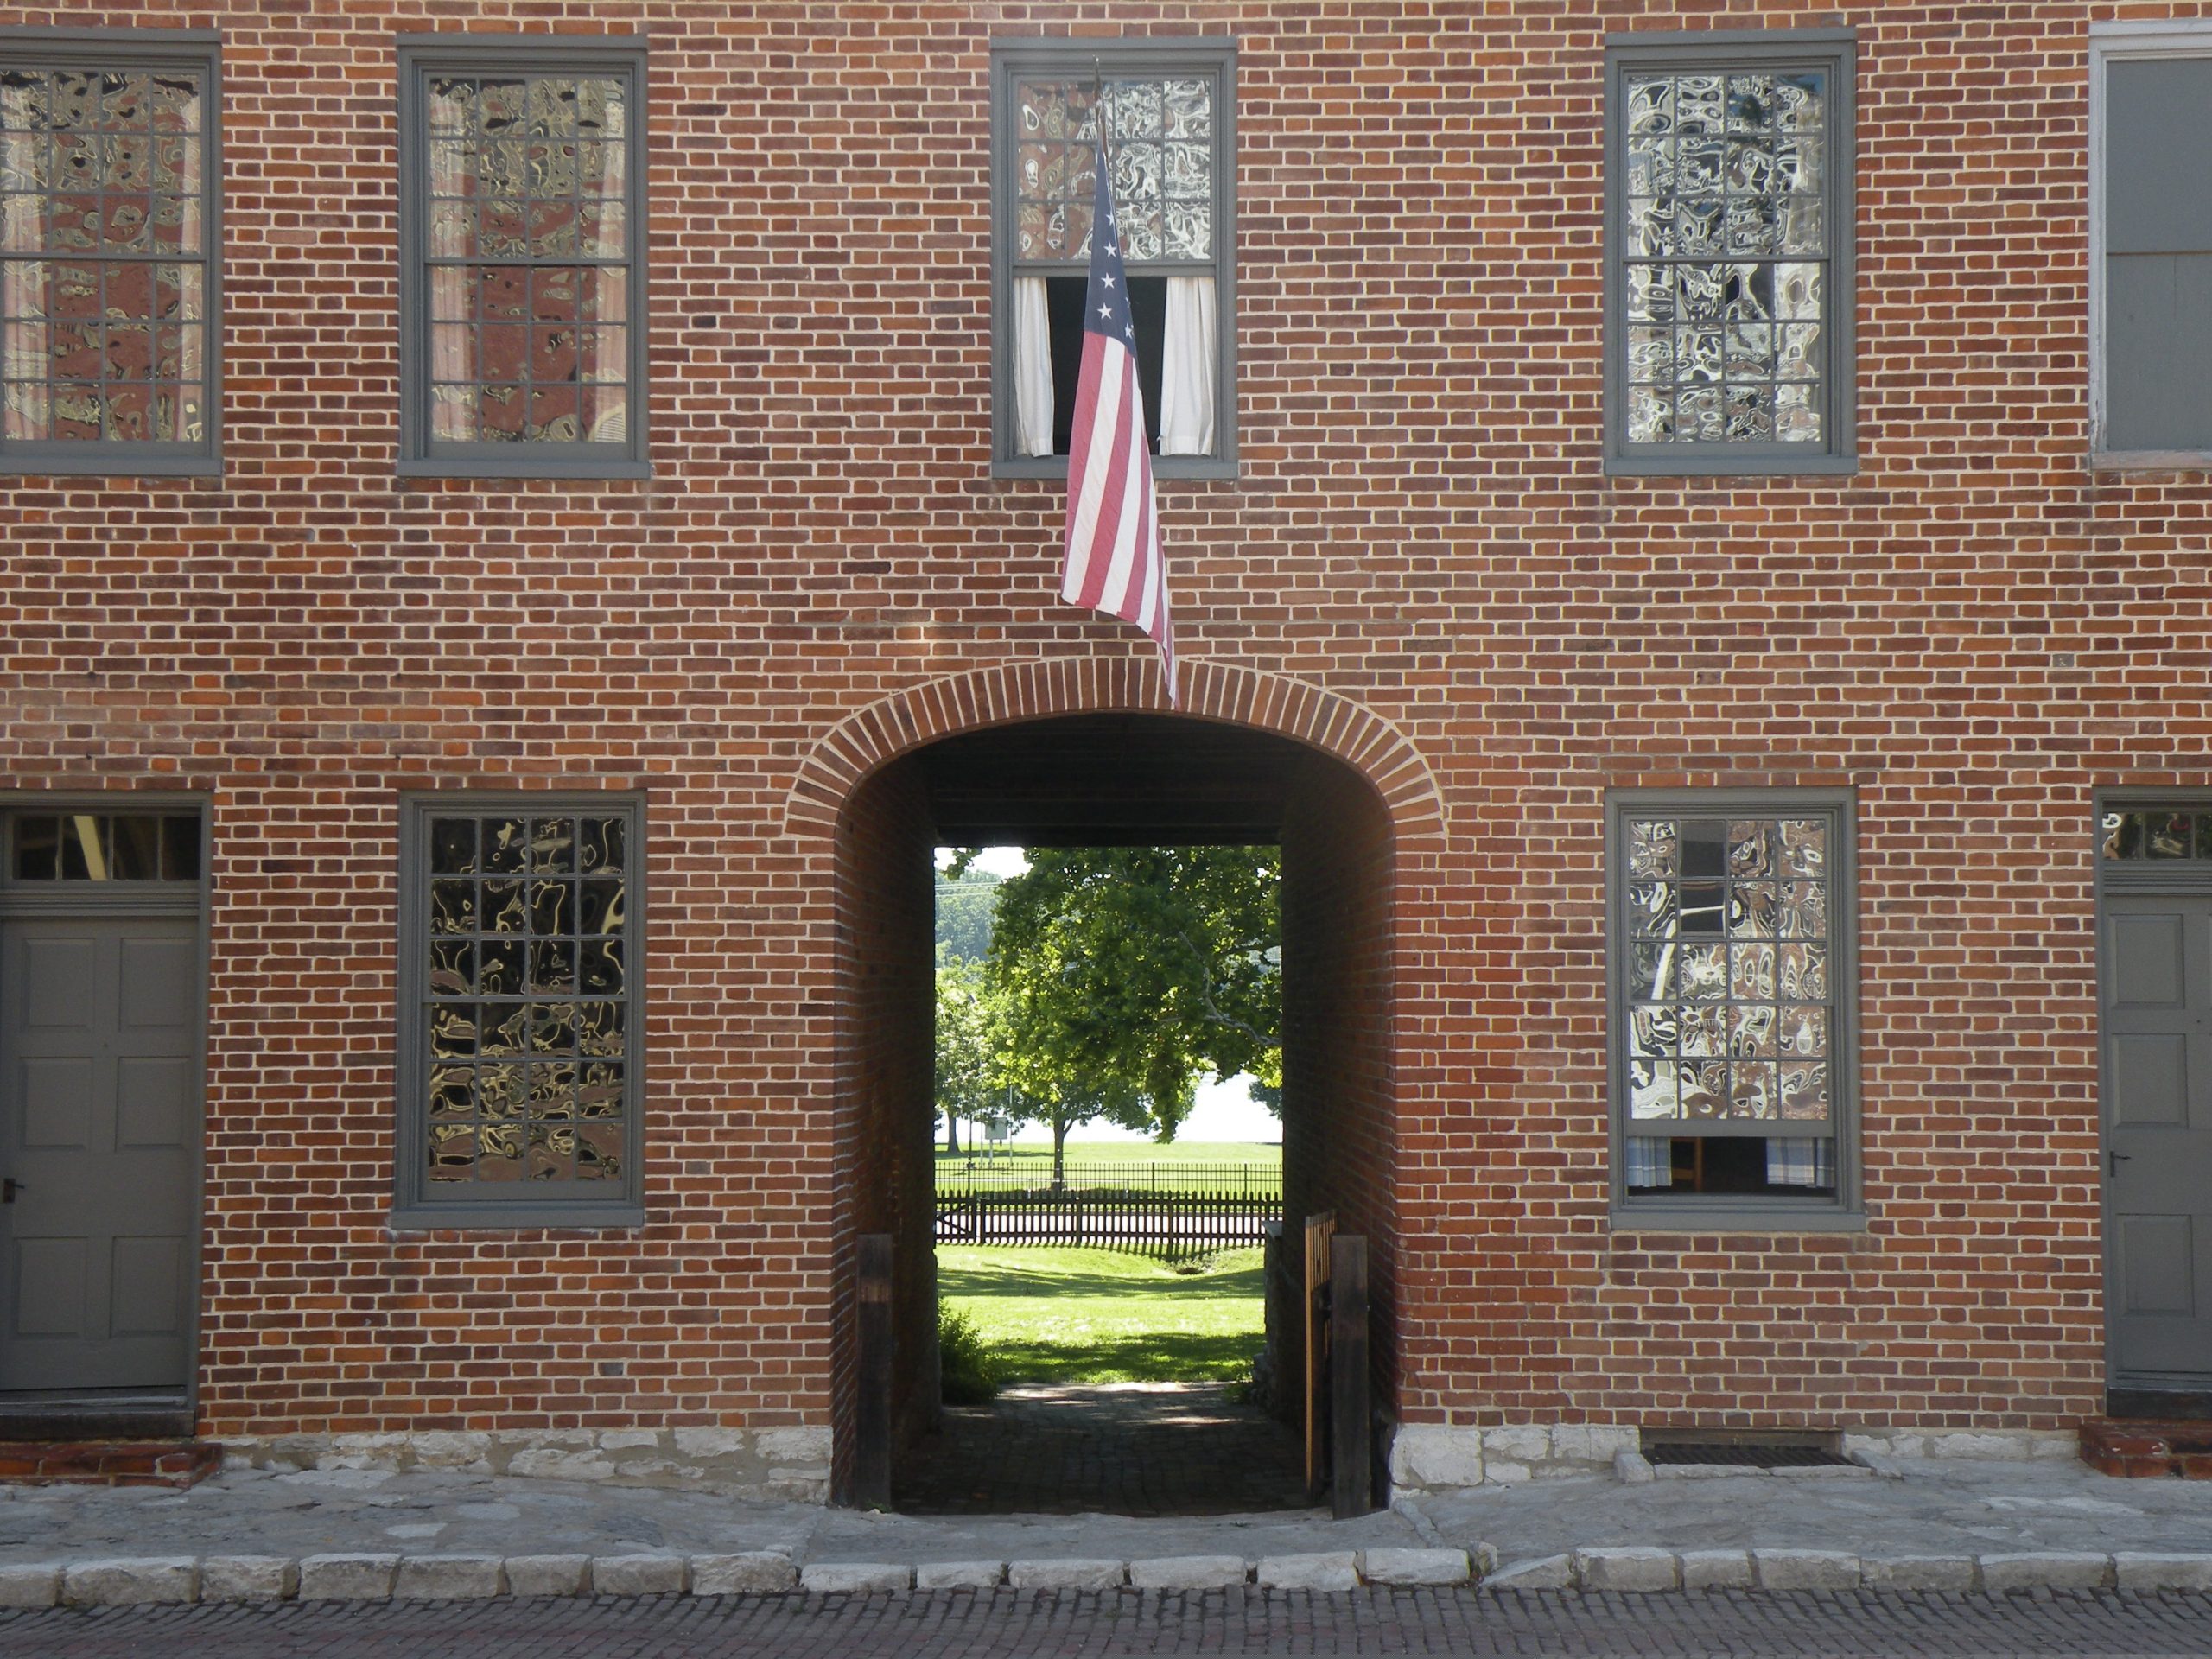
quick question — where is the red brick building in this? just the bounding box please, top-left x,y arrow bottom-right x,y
1,0 -> 2208,1500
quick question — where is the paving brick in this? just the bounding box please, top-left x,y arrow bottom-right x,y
799,1562 -> 912,1593
1978,1553 -> 2112,1593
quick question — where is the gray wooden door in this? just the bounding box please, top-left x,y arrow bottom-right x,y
2104,893 -> 2212,1382
0,919 -> 197,1390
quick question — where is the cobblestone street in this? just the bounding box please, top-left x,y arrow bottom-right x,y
6,1586 -> 2212,1658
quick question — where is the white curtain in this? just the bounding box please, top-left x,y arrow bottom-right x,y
1158,274 -> 1216,455
1012,276 -> 1055,456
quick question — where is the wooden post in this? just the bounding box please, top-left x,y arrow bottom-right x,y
1330,1233 -> 1372,1519
854,1233 -> 893,1510
1302,1211 -> 1337,1499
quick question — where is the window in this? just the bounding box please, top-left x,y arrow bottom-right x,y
2091,25 -> 2212,463
0,32 -> 219,476
7,810 -> 200,882
395,798 -> 643,1228
992,38 -> 1236,478
1609,793 -> 1859,1226
1605,31 -> 1855,474
397,37 -> 647,480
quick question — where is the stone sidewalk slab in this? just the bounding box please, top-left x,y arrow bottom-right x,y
0,1452 -> 2196,1605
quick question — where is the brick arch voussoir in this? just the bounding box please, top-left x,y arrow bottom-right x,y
782,660 -> 1446,845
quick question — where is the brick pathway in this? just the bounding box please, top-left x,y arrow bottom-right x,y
9,1588 -> 2212,1657
894,1382 -> 1311,1516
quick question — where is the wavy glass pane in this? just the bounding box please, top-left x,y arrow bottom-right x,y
0,60 -> 209,447
1014,74 -> 1211,267
1619,66 -> 1827,446
420,70 -> 631,448
1621,811 -> 1835,1137
417,808 -> 631,1190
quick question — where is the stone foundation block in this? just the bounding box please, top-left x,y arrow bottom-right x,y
2113,1554 -> 2212,1593
1752,1549 -> 1860,1592
63,1558 -> 197,1607
1362,1548 -> 1470,1586
200,1556 -> 297,1603
1007,1559 -> 1126,1591
1677,1550 -> 1753,1590
1613,1449 -> 1656,1484
505,1554 -> 591,1598
1481,1554 -> 1574,1592
1979,1553 -> 2111,1593
799,1562 -> 911,1594
593,1554 -> 689,1597
1256,1552 -> 1359,1592
1129,1555 -> 1248,1591
0,1565 -> 60,1609
914,1560 -> 1005,1591
692,1552 -> 798,1595
299,1554 -> 399,1602
1575,1548 -> 1678,1592
395,1555 -> 505,1600
1861,1556 -> 1979,1592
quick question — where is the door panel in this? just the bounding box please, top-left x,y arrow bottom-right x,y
0,919 -> 198,1390
2104,894 -> 2212,1382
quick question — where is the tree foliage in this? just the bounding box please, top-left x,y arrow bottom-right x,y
934,865 -> 1001,965
933,953 -> 1002,1142
979,846 -> 1281,1148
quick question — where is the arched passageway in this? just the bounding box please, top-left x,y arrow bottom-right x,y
794,664 -> 1442,1510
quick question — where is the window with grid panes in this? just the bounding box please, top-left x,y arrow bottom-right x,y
397,39 -> 646,479
395,798 -> 642,1227
1605,31 -> 1855,474
1611,795 -> 1859,1224
0,34 -> 219,474
991,38 -> 1236,476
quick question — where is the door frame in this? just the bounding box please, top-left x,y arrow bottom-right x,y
0,793 -> 210,1412
2094,789 -> 2212,1399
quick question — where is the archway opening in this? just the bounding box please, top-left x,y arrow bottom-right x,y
831,712 -> 1400,1515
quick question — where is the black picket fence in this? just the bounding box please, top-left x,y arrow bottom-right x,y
936,1160 -> 1281,1198
933,1188 -> 1279,1257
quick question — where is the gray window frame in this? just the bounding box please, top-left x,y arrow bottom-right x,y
392,791 -> 646,1230
0,28 -> 223,479
989,35 -> 1238,481
2088,22 -> 2212,470
1606,788 -> 1863,1231
1603,29 -> 1857,477
395,35 -> 651,482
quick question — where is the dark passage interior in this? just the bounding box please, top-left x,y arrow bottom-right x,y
830,713 -> 1400,1512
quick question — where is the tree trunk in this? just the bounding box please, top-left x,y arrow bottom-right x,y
945,1111 -> 961,1154
1052,1112 -> 1069,1189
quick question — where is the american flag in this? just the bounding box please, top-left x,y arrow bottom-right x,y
1061,137 -> 1177,707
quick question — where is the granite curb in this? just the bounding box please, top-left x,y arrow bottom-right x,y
5,1545 -> 2209,1605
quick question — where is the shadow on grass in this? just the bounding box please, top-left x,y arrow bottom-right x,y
985,1332 -> 1260,1384
938,1259 -> 1266,1302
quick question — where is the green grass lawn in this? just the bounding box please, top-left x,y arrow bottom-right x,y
938,1245 -> 1265,1384
935,1141 -> 1280,1172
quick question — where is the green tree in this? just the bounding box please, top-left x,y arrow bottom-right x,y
934,953 -> 1001,1154
935,864 -> 1002,965
978,846 -> 1281,1180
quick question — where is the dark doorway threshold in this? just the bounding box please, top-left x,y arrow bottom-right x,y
895,1382 -> 1313,1517
2107,1388 -> 2212,1422
0,1389 -> 192,1442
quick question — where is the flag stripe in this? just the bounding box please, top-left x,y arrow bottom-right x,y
1058,134 -> 1178,708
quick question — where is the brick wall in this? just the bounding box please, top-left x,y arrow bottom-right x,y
1,0 -> 2192,1459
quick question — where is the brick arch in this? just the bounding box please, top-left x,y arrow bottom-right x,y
783,658 -> 1446,842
